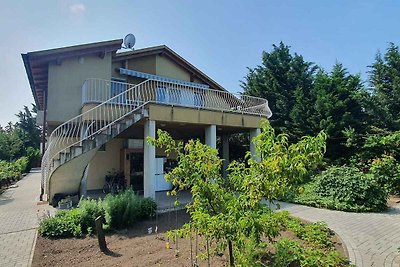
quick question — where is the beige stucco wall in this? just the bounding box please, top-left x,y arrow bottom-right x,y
128,56 -> 156,74
156,55 -> 191,81
86,138 -> 124,190
47,53 -> 112,123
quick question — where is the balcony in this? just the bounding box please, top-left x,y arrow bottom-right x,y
81,78 -> 272,117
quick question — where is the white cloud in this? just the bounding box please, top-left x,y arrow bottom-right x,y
69,3 -> 85,15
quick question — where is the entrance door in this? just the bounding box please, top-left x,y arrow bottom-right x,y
130,152 -> 144,194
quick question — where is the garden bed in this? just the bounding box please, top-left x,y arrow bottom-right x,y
32,210 -> 349,267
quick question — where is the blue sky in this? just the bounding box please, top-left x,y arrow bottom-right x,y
1,0 -> 400,125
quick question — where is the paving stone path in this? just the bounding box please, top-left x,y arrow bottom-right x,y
278,202 -> 400,267
1,172 -> 399,267
0,170 -> 44,267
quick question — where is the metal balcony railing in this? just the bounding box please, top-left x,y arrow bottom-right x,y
82,78 -> 272,117
42,78 -> 271,199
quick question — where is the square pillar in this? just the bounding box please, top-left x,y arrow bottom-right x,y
250,128 -> 261,161
144,119 -> 156,199
205,125 -> 217,148
222,133 -> 230,177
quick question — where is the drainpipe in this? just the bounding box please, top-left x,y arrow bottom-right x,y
40,89 -> 47,201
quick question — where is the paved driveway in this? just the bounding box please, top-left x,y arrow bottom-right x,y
278,202 -> 400,267
0,170 -> 44,267
1,172 -> 399,267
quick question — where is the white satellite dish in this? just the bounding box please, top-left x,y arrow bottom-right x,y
123,34 -> 136,49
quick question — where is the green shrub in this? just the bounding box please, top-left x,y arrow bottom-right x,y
285,218 -> 333,249
273,238 -> 348,267
0,160 -> 20,181
39,191 -> 157,238
15,156 -> 29,173
38,209 -> 82,238
369,155 -> 400,195
103,189 -> 157,229
78,198 -> 105,233
295,166 -> 387,212
139,197 -> 157,218
26,147 -> 41,171
273,238 -> 303,267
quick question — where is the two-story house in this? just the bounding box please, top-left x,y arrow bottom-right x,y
22,38 -> 272,203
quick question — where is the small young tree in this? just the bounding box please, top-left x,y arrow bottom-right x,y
148,120 -> 326,266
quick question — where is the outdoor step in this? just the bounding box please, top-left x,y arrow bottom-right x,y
63,147 -> 71,154
82,139 -> 96,152
133,113 -> 143,122
71,146 -> 83,157
111,127 -> 118,136
125,119 -> 134,126
53,159 -> 60,169
95,134 -> 109,147
59,152 -> 70,164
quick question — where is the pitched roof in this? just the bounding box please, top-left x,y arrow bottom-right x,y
114,45 -> 226,92
22,39 -> 123,109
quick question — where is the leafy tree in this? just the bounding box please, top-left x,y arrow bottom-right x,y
368,43 -> 400,130
15,104 -> 41,150
0,104 -> 41,163
0,125 -> 23,160
241,42 -> 317,138
148,120 -> 326,266
242,43 -> 368,163
309,64 -> 368,161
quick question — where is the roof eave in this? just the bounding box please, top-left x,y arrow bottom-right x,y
21,53 -> 41,110
114,45 -> 227,92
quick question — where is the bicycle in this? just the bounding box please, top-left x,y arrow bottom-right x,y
102,170 -> 126,194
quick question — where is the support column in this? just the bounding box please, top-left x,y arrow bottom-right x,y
250,128 -> 261,161
205,125 -> 217,148
222,133 -> 230,177
144,120 -> 156,199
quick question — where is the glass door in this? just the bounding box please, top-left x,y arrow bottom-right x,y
130,152 -> 144,194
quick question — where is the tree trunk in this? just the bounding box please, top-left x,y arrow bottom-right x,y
228,240 -> 234,266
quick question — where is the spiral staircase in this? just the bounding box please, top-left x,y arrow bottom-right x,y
41,78 -> 271,202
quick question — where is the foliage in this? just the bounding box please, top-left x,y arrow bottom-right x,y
15,105 -> 41,150
14,156 -> 29,174
148,120 -> 326,266
26,147 -> 41,170
103,189 -> 156,229
285,217 -> 333,249
78,198 -> 105,234
369,155 -> 400,195
294,166 -> 388,212
38,191 -> 156,238
241,42 -> 368,163
0,125 -> 23,161
241,42 -> 317,139
368,43 -> 400,130
0,104 -> 41,162
0,156 -> 29,182
273,238 -> 348,267
38,209 -> 83,238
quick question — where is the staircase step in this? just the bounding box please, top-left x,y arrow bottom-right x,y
95,134 -> 109,147
82,139 -> 96,152
126,119 -> 134,126
53,159 -> 60,169
59,152 -> 70,164
71,146 -> 83,157
133,113 -> 143,122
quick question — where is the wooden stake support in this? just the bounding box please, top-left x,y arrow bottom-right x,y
95,216 -> 108,253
